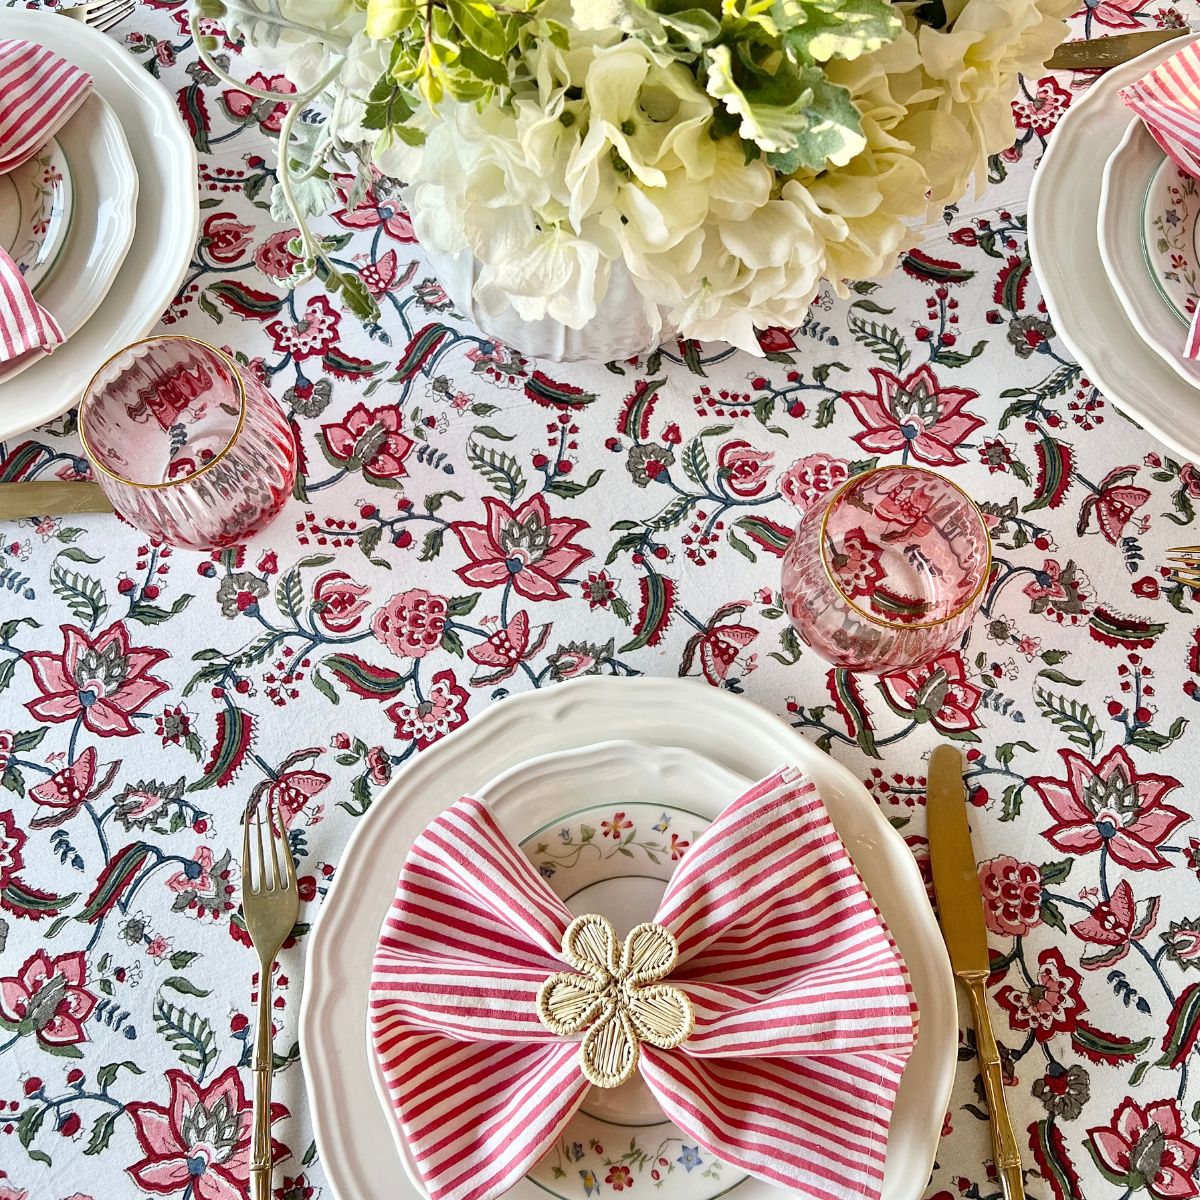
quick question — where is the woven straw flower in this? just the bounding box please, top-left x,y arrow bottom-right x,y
537,913 -> 694,1088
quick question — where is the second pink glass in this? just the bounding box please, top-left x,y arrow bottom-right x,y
79,336 -> 297,550
781,466 -> 991,673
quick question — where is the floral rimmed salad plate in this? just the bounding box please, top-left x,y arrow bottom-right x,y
0,137 -> 73,295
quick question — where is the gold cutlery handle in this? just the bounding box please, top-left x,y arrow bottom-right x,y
250,968 -> 275,1200
962,974 -> 1025,1200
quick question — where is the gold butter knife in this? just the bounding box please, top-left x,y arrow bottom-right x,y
1046,27 -> 1189,71
0,482 -> 112,520
928,744 -> 1025,1200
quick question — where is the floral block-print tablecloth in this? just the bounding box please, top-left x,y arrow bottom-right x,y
3,3 -> 1200,1199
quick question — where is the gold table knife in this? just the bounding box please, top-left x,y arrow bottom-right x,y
0,482 -> 112,519
1046,27 -> 1189,71
928,745 -> 1025,1200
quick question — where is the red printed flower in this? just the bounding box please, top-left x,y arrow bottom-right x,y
844,365 -> 983,466
605,1165 -> 634,1191
385,670 -> 470,748
254,229 -> 303,282
360,249 -> 413,298
977,855 -> 1042,936
366,746 -> 392,786
1077,466 -> 1150,545
373,589 -> 449,659
1031,746 -> 1186,870
265,295 -> 341,362
1023,558 -> 1093,623
1011,77 -> 1072,137
668,833 -> 690,859
0,950 -> 96,1048
221,71 -> 295,133
828,527 -> 885,598
333,183 -> 417,242
1088,1098 -> 1200,1199
467,611 -> 550,686
778,453 -> 850,512
452,495 -> 591,601
312,571 -> 370,634
996,947 -> 1084,1040
1086,0 -> 1153,29
29,747 -> 108,826
26,623 -> 169,737
320,403 -> 414,484
269,768 -> 331,825
0,810 -> 25,888
1070,879 -> 1159,969
879,652 -> 981,734
1180,463 -> 1200,498
200,212 -> 254,265
696,622 -> 758,686
716,439 -> 773,498
874,472 -> 943,540
126,1066 -> 286,1200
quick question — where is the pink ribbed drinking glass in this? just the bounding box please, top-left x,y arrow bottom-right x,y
79,336 -> 297,550
781,466 -> 991,673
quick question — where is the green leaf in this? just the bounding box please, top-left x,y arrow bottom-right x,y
153,997 -> 217,1075
1040,898 -> 1066,933
467,439 -> 526,503
50,562 -> 108,630
773,0 -> 901,63
324,654 -> 409,699
84,1109 -> 120,1156
544,469 -> 604,499
96,1060 -> 143,1090
444,0 -> 511,56
1034,688 -> 1101,756
168,951 -> 199,969
705,45 -> 865,172
1040,859 -> 1073,885
162,975 -> 212,998
448,593 -> 480,617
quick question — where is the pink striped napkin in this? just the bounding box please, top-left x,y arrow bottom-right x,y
0,40 -> 90,365
0,40 -> 92,175
1120,40 -> 1200,357
370,767 -> 918,1200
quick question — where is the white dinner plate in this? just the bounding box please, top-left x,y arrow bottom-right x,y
0,11 -> 198,439
1029,34 -> 1200,463
0,94 -> 137,386
1098,120 -> 1200,387
0,136 -> 74,295
301,678 -> 956,1200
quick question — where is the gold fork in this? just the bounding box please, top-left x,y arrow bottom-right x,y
240,797 -> 299,1200
60,0 -> 137,32
1167,546 -> 1200,590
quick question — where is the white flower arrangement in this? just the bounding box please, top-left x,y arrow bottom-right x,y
193,0 -> 1073,354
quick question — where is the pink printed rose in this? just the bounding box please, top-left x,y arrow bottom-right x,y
373,590 -> 449,659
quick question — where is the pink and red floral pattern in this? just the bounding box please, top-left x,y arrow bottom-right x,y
0,8 -> 1198,1199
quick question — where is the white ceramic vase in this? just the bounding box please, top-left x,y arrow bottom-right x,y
420,244 -> 676,363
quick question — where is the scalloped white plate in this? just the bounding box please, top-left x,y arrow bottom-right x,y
1030,33 -> 1200,461
300,678 -> 955,1200
0,11 -> 197,436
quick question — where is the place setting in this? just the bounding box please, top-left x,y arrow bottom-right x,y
4,3 -> 1200,1200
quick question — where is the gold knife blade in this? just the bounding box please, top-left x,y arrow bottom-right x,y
1046,27 -> 1189,71
0,482 -> 112,520
928,744 -> 989,975
928,744 -> 1025,1200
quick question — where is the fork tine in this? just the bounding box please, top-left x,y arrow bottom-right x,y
255,804 -> 269,892
267,801 -> 283,892
241,807 -> 255,895
275,799 -> 296,891
96,2 -> 134,31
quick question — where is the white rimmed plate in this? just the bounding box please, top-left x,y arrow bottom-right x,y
0,11 -> 198,437
300,678 -> 956,1200
0,136 -> 74,295
0,94 -> 136,386
1029,33 -> 1200,462
1099,120 -> 1200,386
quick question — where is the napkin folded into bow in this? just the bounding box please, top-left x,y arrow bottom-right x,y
1121,40 -> 1200,357
0,39 -> 92,365
370,767 -> 918,1200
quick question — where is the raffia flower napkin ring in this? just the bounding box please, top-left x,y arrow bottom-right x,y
537,915 -> 694,1088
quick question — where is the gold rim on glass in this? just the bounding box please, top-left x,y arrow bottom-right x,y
79,334 -> 248,491
816,464 -> 993,631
